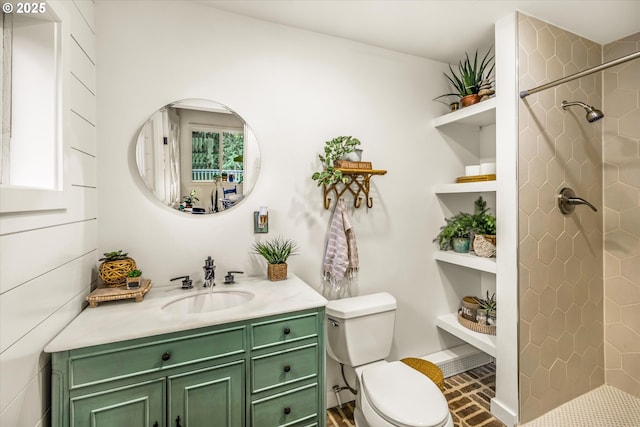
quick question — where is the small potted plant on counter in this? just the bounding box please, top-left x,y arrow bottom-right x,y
98,250 -> 137,287
126,269 -> 143,289
252,237 -> 299,281
181,189 -> 199,209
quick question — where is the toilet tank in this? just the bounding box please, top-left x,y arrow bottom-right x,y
325,292 -> 396,367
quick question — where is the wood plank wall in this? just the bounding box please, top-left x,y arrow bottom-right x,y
0,1 -> 97,425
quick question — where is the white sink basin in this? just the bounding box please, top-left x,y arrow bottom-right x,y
162,291 -> 254,314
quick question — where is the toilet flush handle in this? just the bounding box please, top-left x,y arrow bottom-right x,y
328,318 -> 340,327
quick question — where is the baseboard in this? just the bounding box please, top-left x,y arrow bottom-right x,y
419,344 -> 495,378
491,397 -> 518,427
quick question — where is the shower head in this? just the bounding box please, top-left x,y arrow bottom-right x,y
561,100 -> 604,123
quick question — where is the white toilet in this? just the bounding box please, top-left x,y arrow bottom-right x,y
326,292 -> 454,427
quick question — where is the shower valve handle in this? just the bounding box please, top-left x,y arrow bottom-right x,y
558,187 -> 597,214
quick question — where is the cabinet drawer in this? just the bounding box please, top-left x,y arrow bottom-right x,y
252,344 -> 318,392
69,326 -> 245,389
251,313 -> 318,350
251,383 -> 318,426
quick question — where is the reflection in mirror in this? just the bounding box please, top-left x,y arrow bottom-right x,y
135,99 -> 260,214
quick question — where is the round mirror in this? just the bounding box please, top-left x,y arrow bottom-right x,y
135,99 -> 260,214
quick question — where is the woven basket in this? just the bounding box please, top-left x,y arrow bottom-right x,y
99,258 -> 137,287
267,263 -> 287,281
458,312 -> 496,335
473,234 -> 496,258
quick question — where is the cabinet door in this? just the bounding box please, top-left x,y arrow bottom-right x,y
168,361 -> 244,427
71,379 -> 165,427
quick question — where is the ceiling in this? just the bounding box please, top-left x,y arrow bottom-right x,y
199,0 -> 640,64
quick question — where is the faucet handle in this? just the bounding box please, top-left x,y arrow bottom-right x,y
224,271 -> 244,285
170,275 -> 193,289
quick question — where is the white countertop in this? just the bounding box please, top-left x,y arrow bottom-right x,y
44,275 -> 327,353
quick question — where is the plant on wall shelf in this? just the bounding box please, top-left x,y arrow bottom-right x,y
433,47 -> 495,107
470,196 -> 496,235
311,136 -> 361,187
433,212 -> 473,251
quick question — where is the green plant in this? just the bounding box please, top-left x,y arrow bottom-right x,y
99,250 -> 129,262
182,189 -> 199,205
127,269 -> 142,278
311,136 -> 361,187
252,237 -> 299,264
478,291 -> 496,317
433,212 -> 473,250
434,47 -> 495,100
470,196 -> 496,235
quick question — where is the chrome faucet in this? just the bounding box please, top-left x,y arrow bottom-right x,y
203,256 -> 216,287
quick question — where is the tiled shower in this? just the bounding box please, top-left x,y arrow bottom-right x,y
516,13 -> 640,424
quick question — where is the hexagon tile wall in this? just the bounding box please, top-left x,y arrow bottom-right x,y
602,33 -> 640,402
517,13 -> 605,423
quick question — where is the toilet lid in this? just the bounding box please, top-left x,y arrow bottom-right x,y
362,361 -> 449,427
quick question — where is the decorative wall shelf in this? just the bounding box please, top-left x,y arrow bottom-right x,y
433,250 -> 497,273
434,181 -> 497,194
432,98 -> 496,129
323,168 -> 387,209
435,313 -> 496,357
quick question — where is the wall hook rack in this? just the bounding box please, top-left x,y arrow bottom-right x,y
322,168 -> 387,209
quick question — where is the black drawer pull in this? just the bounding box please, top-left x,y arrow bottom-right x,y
162,352 -> 171,361
153,423 -> 158,427
283,407 -> 291,415
283,327 -> 291,335
176,415 -> 182,427
283,364 -> 291,373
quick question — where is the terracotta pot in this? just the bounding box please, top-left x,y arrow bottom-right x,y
460,94 -> 481,108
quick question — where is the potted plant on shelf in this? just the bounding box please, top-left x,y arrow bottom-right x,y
98,250 -> 137,287
252,237 -> 299,281
433,47 -> 495,108
478,291 -> 497,325
126,269 -> 143,289
470,196 -> 497,257
433,211 -> 473,253
311,136 -> 361,187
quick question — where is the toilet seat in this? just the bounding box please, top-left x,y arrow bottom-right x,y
361,361 -> 450,427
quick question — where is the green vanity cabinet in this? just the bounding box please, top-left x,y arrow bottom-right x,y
51,308 -> 325,427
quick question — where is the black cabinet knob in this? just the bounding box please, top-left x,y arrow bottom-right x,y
283,365 -> 291,373
162,352 -> 171,361
283,327 -> 291,335
283,407 -> 291,415
176,415 -> 182,427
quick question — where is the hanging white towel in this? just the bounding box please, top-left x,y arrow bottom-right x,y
323,199 -> 359,293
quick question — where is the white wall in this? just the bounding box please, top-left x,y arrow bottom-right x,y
95,1 -> 478,406
0,1 -> 97,425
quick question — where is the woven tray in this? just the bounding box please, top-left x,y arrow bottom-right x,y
87,279 -> 152,308
457,312 -> 496,335
455,174 -> 496,183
